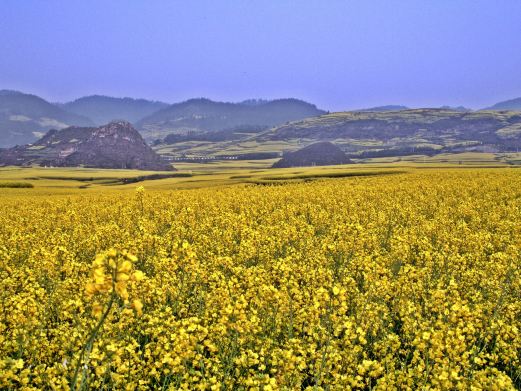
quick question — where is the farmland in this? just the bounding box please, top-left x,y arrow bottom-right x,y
1,161 -> 521,389
1,151 -> 521,192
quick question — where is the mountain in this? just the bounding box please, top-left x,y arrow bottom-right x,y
136,98 -> 326,140
358,105 -> 409,112
485,97 -> 521,111
253,109 -> 521,157
272,142 -> 352,168
0,90 -> 94,147
62,95 -> 169,125
0,121 -> 173,170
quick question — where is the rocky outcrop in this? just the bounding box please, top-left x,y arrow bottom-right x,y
272,142 -> 352,168
0,121 -> 174,171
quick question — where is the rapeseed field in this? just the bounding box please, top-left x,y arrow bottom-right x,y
1,169 -> 520,390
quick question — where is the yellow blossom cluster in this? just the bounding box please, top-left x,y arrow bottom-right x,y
0,169 -> 520,389
85,249 -> 145,317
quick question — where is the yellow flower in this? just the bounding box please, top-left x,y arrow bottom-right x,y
85,282 -> 97,296
132,299 -> 143,316
118,260 -> 132,274
92,303 -> 103,318
3,170 -> 521,389
115,281 -> 129,300
116,272 -> 130,282
132,270 -> 145,281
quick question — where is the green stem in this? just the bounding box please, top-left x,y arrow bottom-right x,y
71,289 -> 116,391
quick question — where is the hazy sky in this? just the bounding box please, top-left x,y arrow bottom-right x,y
1,0 -> 521,111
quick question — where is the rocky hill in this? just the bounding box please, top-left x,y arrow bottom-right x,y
0,121 -> 173,170
0,90 -> 94,147
137,98 -> 326,140
272,142 -> 352,168
62,95 -> 168,125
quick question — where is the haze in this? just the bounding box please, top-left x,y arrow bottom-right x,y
1,0 -> 521,111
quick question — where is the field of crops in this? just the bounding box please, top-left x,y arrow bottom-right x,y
1,168 -> 521,389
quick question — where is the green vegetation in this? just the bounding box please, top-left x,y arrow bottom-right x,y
258,170 -> 404,181
0,181 -> 34,188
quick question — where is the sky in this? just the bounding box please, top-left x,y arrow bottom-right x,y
1,0 -> 521,111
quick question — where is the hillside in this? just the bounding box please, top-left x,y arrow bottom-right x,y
0,121 -> 173,170
152,108 -> 521,160
254,109 -> 521,157
137,98 -> 326,140
0,90 -> 94,147
485,97 -> 521,111
62,95 -> 168,125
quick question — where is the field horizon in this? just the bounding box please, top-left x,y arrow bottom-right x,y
1,151 -> 520,193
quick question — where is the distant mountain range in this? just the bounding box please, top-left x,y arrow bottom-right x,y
136,98 -> 327,140
0,90 -> 94,147
15,108 -> 504,167
485,97 -> 521,111
61,95 -> 169,126
0,121 -> 172,170
2,89 -> 521,158
0,91 -> 327,147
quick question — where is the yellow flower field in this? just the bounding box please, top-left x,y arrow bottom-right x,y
1,169 -> 520,390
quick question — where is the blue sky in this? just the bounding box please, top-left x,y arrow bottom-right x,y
1,0 -> 521,111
